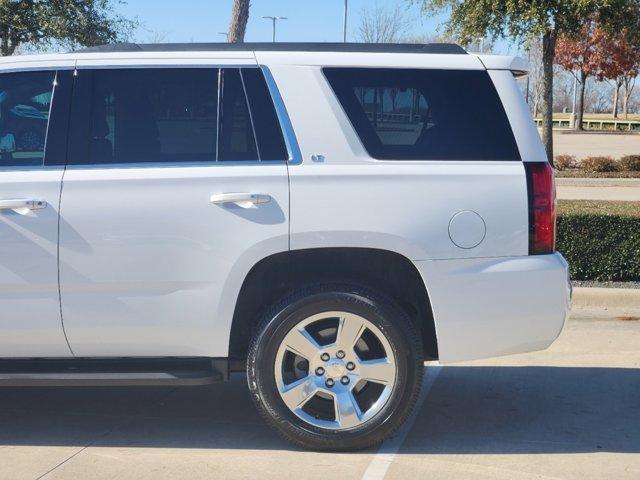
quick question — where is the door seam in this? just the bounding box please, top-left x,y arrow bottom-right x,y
57,164 -> 75,356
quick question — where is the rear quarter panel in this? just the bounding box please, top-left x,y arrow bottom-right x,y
268,63 -> 529,260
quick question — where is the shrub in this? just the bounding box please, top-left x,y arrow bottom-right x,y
554,154 -> 577,171
619,155 -> 640,172
557,201 -> 640,281
579,156 -> 618,173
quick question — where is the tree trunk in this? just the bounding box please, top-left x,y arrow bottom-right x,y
623,77 -> 635,120
575,71 -> 587,131
623,91 -> 629,119
541,31 -> 556,164
228,0 -> 250,43
612,79 -> 621,119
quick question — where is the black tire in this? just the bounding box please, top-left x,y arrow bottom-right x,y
247,283 -> 423,451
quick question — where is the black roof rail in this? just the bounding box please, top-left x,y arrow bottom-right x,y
75,42 -> 467,55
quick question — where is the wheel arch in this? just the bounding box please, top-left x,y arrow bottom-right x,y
228,247 -> 438,367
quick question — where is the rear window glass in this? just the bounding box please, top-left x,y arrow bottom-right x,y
323,68 -> 520,161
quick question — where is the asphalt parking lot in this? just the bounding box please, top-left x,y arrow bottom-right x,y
1,311 -> 638,480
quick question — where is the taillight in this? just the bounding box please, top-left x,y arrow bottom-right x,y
524,162 -> 556,255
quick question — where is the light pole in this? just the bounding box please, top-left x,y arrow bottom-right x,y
218,32 -> 228,42
343,0 -> 348,43
262,16 -> 287,42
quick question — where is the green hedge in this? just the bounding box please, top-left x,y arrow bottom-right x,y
557,201 -> 640,281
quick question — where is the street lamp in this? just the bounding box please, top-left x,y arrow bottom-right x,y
262,16 -> 288,42
218,32 -> 228,42
343,0 -> 348,43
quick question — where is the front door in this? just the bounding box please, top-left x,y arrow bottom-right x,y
0,69 -> 73,357
59,65 -> 290,357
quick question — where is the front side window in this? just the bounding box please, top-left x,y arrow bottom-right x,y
0,71 -> 55,167
324,68 -> 520,161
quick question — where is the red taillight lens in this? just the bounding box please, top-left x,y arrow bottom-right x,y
524,162 -> 556,255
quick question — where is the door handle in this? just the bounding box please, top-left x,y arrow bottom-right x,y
0,199 -> 47,215
210,193 -> 271,209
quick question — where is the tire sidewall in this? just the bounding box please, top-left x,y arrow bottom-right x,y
247,285 -> 422,450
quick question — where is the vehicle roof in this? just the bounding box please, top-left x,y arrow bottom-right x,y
0,43 -> 527,74
75,42 -> 468,55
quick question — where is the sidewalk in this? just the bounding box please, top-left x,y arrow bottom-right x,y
556,177 -> 640,201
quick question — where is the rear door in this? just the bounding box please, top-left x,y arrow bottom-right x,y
0,68 -> 73,357
59,62 -> 290,357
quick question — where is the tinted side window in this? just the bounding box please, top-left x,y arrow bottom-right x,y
219,68 -> 258,161
72,68 -> 219,165
241,68 -> 288,160
0,70 -> 55,167
323,68 -> 520,161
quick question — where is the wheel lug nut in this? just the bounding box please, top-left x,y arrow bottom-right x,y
346,361 -> 355,371
315,367 -> 325,376
325,378 -> 335,388
320,353 -> 330,361
341,376 -> 350,385
336,350 -> 345,359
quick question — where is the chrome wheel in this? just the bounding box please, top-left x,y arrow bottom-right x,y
274,311 -> 397,430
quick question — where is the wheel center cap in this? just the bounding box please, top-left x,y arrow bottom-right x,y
325,360 -> 346,377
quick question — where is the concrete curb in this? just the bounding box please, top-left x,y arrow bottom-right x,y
572,287 -> 640,310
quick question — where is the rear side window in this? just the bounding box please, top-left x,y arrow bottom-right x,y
323,68 -> 520,161
219,68 -> 258,161
0,71 -> 54,167
241,68 -> 288,160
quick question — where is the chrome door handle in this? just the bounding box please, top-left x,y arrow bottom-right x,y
0,199 -> 47,214
210,193 -> 271,209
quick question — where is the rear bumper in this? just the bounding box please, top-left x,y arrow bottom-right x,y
414,253 -> 571,364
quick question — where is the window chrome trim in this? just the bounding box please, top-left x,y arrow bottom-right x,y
260,65 -> 302,165
63,160 -> 284,170
0,164 -> 64,172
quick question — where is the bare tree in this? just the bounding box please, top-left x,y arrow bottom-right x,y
584,78 -> 612,113
228,0 -> 250,43
401,32 -> 457,44
144,29 -> 170,44
358,4 -> 413,43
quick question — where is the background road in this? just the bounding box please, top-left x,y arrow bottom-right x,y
1,311 -> 638,480
552,132 -> 640,159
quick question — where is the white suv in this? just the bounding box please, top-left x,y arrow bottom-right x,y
0,43 -> 570,450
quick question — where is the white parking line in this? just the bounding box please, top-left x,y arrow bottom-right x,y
361,363 -> 442,480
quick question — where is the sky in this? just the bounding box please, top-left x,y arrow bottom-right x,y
115,0 -> 521,54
